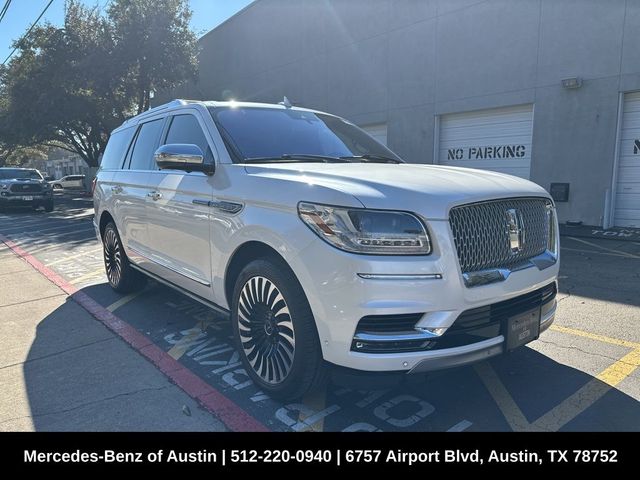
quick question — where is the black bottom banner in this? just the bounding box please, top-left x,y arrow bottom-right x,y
0,432 -> 634,472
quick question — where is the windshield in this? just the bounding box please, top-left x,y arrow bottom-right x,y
209,107 -> 402,163
0,169 -> 43,180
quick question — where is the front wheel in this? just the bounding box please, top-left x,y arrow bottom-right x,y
43,199 -> 54,213
231,257 -> 327,400
102,222 -> 146,293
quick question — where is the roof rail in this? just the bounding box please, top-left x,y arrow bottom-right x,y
122,99 -> 194,125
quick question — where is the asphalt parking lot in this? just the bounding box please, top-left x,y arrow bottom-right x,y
1,193 -> 639,431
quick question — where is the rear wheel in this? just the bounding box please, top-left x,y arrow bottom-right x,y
103,222 -> 146,293
231,257 -> 327,400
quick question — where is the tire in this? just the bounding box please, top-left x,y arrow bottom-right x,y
102,222 -> 146,293
44,199 -> 54,213
231,257 -> 327,400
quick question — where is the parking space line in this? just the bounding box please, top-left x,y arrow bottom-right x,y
167,323 -> 208,360
550,325 -> 640,349
477,329 -> 640,432
474,362 -> 539,432
44,247 -> 102,267
300,388 -> 328,432
69,268 -> 105,285
0,222 -> 92,235
560,246 -> 631,258
566,236 -> 640,259
106,289 -> 147,313
597,348 -> 640,387
532,349 -> 640,431
446,419 -> 473,432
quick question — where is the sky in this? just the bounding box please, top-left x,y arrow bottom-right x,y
0,0 -> 254,63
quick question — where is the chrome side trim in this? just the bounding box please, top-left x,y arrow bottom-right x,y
357,273 -> 443,280
191,198 -> 243,214
130,263 -> 229,317
462,250 -> 558,287
129,247 -> 211,286
353,329 -> 441,343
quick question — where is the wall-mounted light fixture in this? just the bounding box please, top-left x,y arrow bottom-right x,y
561,77 -> 582,89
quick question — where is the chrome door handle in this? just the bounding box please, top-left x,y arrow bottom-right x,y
147,191 -> 162,201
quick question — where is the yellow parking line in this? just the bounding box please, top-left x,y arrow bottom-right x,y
167,322 -> 208,360
45,247 -> 102,267
474,363 -> 541,432
476,325 -> 640,431
566,236 -> 640,259
532,348 -> 640,431
106,289 -> 147,313
597,348 -> 640,386
300,388 -> 328,432
550,325 -> 640,349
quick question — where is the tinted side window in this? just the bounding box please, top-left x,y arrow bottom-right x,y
164,114 -> 210,157
101,127 -> 135,170
129,119 -> 164,170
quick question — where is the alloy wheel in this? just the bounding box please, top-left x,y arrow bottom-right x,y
237,276 -> 296,384
104,228 -> 122,287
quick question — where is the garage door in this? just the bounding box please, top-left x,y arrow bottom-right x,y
614,92 -> 640,227
360,123 -> 388,146
438,104 -> 534,179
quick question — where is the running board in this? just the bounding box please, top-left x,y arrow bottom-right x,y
130,263 -> 230,318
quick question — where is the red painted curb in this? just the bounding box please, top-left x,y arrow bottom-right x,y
0,233 -> 270,432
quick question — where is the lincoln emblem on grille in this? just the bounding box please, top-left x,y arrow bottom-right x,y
22,185 -> 29,189
506,208 -> 524,253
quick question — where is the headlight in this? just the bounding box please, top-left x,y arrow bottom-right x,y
0,184 -> 7,190
298,202 -> 431,255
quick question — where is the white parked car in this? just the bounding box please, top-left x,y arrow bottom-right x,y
93,100 -> 559,399
52,175 -> 85,190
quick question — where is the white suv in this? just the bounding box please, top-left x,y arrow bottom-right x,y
93,99 -> 559,399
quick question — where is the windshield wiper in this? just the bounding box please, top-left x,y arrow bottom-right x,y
341,154 -> 403,164
243,154 -> 349,164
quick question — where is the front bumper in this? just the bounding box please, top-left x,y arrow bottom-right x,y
0,191 -> 53,205
287,219 -> 560,372
408,302 -> 556,373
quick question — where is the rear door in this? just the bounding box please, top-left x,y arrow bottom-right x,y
144,110 -> 215,299
112,117 -> 165,267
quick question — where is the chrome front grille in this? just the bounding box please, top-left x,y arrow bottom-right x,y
449,197 -> 551,274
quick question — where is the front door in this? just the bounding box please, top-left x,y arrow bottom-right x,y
144,111 -> 215,300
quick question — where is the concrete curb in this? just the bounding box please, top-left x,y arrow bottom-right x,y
0,233 -> 270,432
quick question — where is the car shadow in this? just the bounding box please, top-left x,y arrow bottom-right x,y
18,294 -> 219,431
20,282 -> 640,431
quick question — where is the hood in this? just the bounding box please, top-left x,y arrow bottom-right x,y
244,163 -> 551,219
0,178 -> 45,183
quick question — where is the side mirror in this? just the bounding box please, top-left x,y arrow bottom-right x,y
154,144 -> 215,175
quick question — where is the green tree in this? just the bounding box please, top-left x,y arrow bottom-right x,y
109,0 -> 198,114
0,0 -> 198,167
